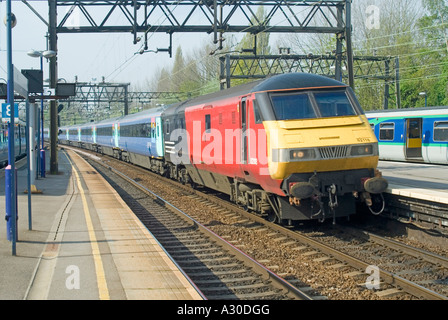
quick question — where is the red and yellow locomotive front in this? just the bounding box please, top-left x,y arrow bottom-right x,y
183,73 -> 387,222
265,89 -> 382,177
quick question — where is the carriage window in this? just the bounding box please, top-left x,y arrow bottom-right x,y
370,123 -> 375,130
271,93 -> 316,120
81,128 -> 91,136
143,123 -> 150,137
97,126 -> 113,136
314,91 -> 357,117
434,121 -> 448,142
408,119 -> 421,139
379,123 -> 394,141
205,114 -> 211,133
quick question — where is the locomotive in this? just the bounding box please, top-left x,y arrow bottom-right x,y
59,73 -> 388,223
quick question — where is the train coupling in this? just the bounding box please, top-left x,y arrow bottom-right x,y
288,181 -> 315,207
289,181 -> 315,200
363,170 -> 388,194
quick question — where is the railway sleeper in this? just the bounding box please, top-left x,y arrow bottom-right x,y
158,241 -> 212,249
201,283 -> 273,294
205,291 -> 283,300
375,288 -> 402,298
181,263 -> 243,271
190,270 -> 252,277
169,248 -> 221,256
175,256 -> 234,264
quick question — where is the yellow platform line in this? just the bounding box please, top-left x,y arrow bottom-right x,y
70,157 -> 110,300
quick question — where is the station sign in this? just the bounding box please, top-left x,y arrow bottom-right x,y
2,103 -> 19,123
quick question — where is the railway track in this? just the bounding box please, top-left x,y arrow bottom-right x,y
68,146 -> 448,300
83,153 -> 312,300
300,225 -> 448,298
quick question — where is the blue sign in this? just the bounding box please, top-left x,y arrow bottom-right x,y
2,103 -> 19,123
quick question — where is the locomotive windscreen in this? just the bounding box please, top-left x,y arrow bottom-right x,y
271,93 -> 315,120
270,90 -> 357,121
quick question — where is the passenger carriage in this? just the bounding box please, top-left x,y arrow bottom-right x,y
367,107 -> 448,164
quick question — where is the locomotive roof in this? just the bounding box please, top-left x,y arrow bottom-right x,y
250,72 -> 345,92
163,73 -> 346,116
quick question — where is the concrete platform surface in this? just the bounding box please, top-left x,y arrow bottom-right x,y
0,149 -> 203,300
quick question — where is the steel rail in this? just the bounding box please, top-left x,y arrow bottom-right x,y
349,228 -> 448,270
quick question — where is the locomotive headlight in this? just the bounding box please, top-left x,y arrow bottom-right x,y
350,144 -> 375,157
289,148 -> 316,161
272,148 -> 317,162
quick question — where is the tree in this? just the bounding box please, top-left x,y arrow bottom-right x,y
352,0 -> 422,110
171,47 -> 186,92
192,43 -> 221,95
156,67 -> 171,92
232,6 -> 271,86
419,0 -> 448,47
415,0 -> 448,106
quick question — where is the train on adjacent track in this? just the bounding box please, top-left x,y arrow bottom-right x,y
0,121 -> 27,167
59,73 -> 388,223
367,107 -> 448,164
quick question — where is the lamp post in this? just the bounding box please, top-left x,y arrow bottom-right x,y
5,0 -> 16,254
27,49 -> 56,178
419,92 -> 427,108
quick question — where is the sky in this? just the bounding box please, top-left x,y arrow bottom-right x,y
0,1 -> 400,92
0,0 -> 216,89
0,0 -> 335,91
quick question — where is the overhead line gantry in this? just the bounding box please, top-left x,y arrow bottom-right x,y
44,0 -> 354,174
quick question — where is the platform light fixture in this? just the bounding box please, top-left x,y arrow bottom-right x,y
27,49 -> 57,59
419,92 -> 427,108
27,49 -> 57,179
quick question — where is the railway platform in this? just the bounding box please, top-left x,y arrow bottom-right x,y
378,160 -> 448,229
379,160 -> 448,204
0,148 -> 203,300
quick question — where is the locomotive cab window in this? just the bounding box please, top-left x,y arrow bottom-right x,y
270,90 -> 357,121
314,91 -> 356,117
253,101 -> 263,124
434,121 -> 448,142
379,123 -> 395,141
271,93 -> 315,120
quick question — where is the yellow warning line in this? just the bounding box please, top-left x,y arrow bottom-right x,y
69,156 -> 110,300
